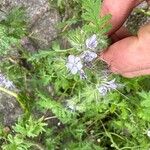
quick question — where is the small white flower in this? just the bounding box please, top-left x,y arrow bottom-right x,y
67,105 -> 76,112
90,130 -> 94,135
98,85 -> 108,96
81,50 -> 97,62
66,55 -> 83,75
97,139 -> 101,143
66,100 -> 77,112
147,130 -> 150,137
57,122 -> 61,126
86,34 -> 98,50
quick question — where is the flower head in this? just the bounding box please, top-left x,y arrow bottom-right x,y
104,79 -> 118,91
86,34 -> 98,50
0,73 -> 15,89
98,85 -> 108,96
98,79 -> 118,96
66,55 -> 83,74
81,50 -> 97,62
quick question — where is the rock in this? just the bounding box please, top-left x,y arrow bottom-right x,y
125,1 -> 150,34
0,11 -> 6,22
0,73 -> 22,126
20,37 -> 37,52
0,92 -> 22,126
1,0 -> 61,49
30,8 -> 60,49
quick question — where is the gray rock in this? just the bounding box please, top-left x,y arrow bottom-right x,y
30,8 -> 60,49
1,0 -> 61,49
125,1 -> 150,34
0,11 -> 6,22
0,73 -> 22,126
0,92 -> 22,126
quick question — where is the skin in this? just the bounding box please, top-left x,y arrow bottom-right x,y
100,0 -> 150,78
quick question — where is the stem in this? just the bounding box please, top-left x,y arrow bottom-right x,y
100,120 -> 120,150
115,89 -> 129,100
44,116 -> 57,121
0,87 -> 17,98
31,143 -> 45,150
110,132 -> 124,140
0,87 -> 26,112
120,146 -> 141,150
54,48 -> 74,52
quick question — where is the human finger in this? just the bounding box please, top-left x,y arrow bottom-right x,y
101,0 -> 145,34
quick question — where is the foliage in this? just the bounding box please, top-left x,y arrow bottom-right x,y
1,117 -> 46,150
37,92 -> 77,124
0,25 -> 18,55
1,7 -> 27,38
0,0 -> 150,150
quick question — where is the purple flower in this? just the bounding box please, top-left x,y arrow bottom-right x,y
98,79 -> 118,96
98,85 -> 108,96
0,73 -> 15,89
66,55 -> 83,74
86,34 -> 98,50
81,50 -> 97,62
104,79 -> 118,91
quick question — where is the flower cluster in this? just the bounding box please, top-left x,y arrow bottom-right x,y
86,34 -> 98,50
66,55 -> 83,75
66,34 -> 98,78
97,79 -> 118,96
0,73 -> 15,89
81,51 -> 97,62
66,34 -> 119,96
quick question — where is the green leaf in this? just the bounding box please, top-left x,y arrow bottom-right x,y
13,117 -> 47,138
38,92 -> 77,124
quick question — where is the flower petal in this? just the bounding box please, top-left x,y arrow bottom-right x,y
90,34 -> 97,42
81,51 -> 97,62
71,67 -> 78,74
98,86 -> 108,96
68,55 -> 75,63
74,57 -> 81,63
77,62 -> 83,70
86,34 -> 98,50
90,51 -> 97,58
66,63 -> 73,70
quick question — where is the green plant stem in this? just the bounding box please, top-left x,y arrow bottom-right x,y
31,143 -> 45,150
120,146 -> 141,150
54,48 -> 74,52
0,87 -> 18,98
44,116 -> 57,121
100,120 -> 120,150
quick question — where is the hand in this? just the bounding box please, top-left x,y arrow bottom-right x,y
100,0 -> 150,78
